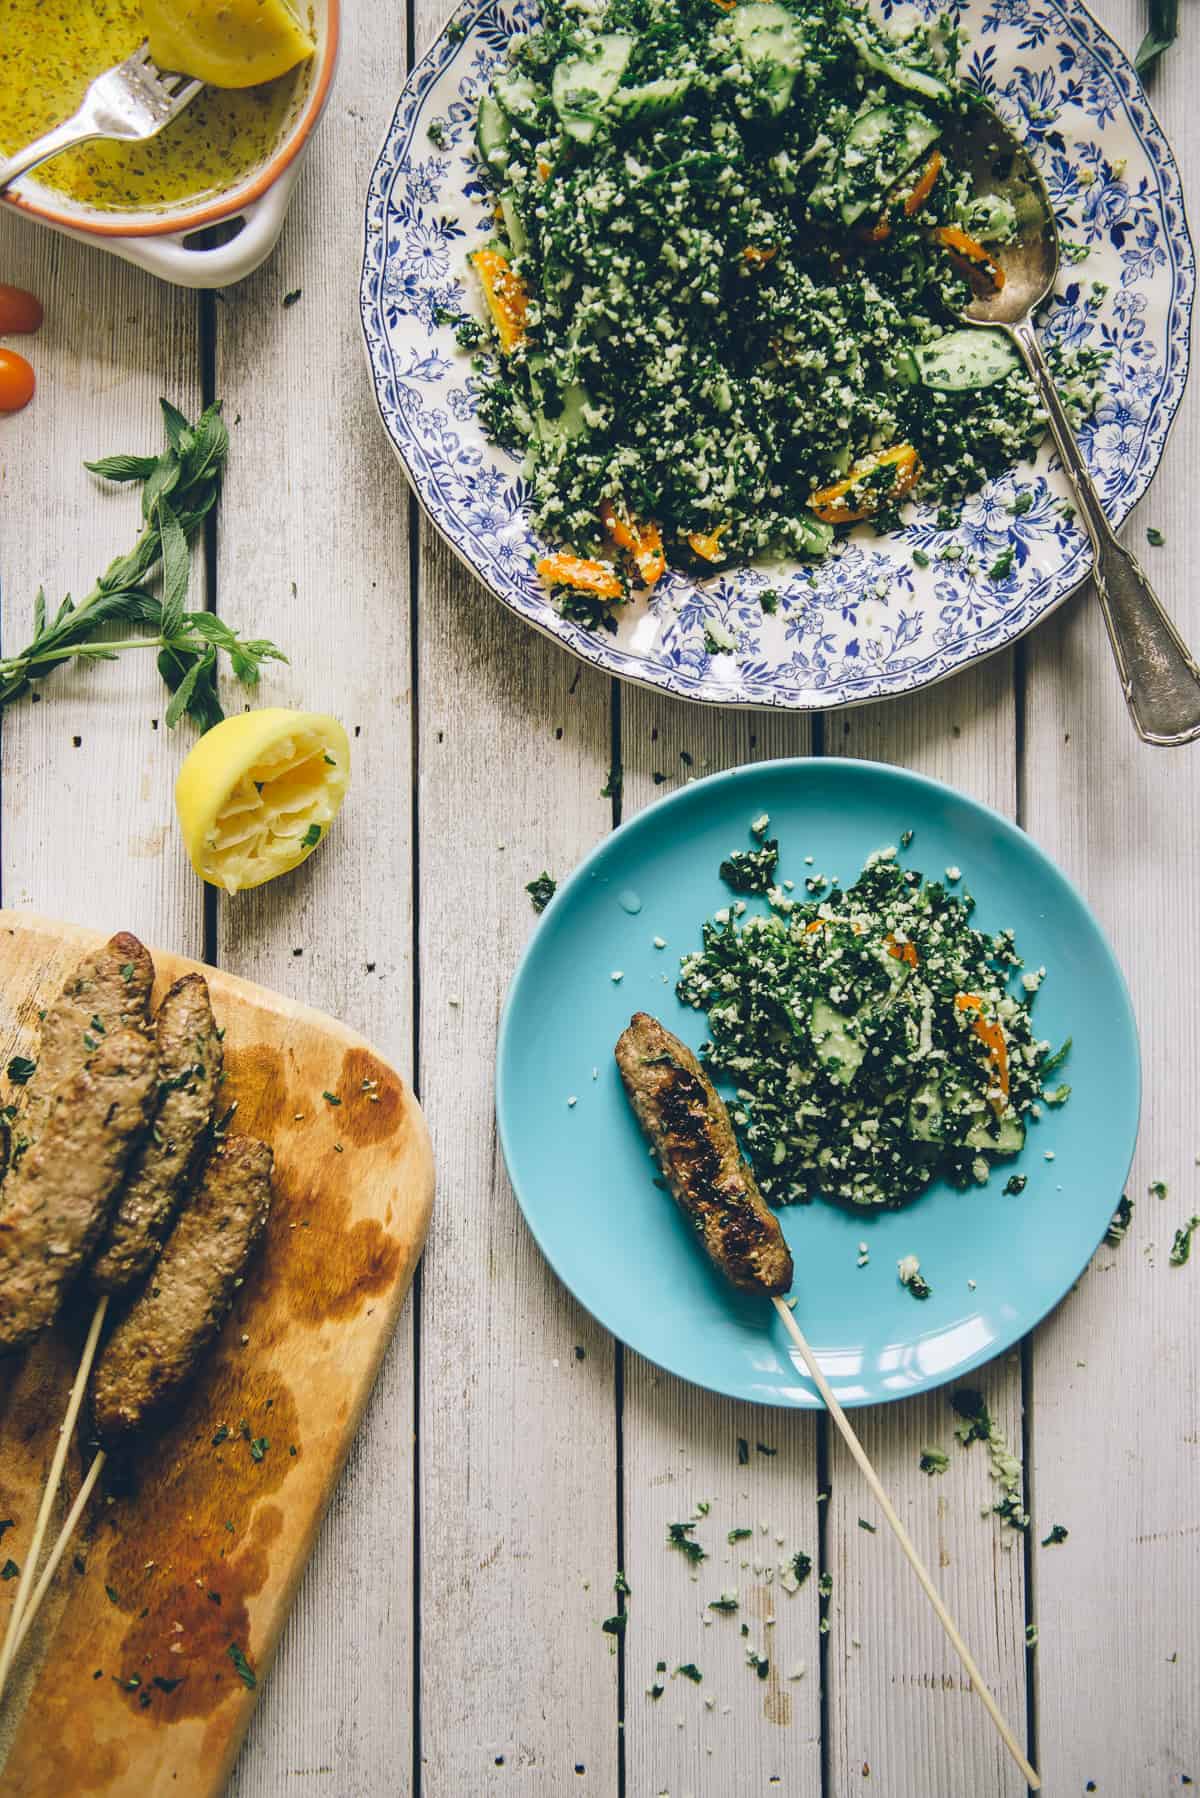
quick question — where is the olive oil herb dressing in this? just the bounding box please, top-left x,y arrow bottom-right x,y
0,0 -> 306,211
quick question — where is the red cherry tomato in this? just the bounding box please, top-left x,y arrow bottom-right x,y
0,284 -> 44,335
0,348 -> 36,413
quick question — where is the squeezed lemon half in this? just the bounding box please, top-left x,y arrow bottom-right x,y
175,708 -> 350,894
144,0 -> 316,89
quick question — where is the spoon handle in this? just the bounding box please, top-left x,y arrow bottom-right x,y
1009,317 -> 1200,747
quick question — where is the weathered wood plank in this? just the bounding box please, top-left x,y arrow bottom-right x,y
1023,13 -> 1200,1789
414,520 -> 619,1792
825,662 -> 1030,1796
0,219 -> 203,955
209,7 -> 420,1785
619,695 -> 823,1797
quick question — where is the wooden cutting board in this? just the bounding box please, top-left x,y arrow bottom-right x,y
0,912 -> 434,1798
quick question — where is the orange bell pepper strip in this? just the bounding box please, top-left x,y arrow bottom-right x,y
860,149 -> 944,243
536,554 -> 624,601
600,501 -> 666,588
810,445 -> 921,525
884,932 -> 919,967
470,247 -> 529,353
955,993 -> 1010,1111
688,523 -> 729,563
936,225 -> 1006,294
742,244 -> 778,267
903,149 -> 943,216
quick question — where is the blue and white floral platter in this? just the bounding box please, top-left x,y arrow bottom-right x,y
360,0 -> 1193,710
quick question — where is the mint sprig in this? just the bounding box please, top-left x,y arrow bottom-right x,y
0,399 -> 286,731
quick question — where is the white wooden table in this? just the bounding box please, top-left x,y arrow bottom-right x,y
1,2 -> 1197,1791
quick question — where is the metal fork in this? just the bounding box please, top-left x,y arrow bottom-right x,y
0,41 -> 202,196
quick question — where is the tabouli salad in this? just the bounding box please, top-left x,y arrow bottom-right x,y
462,0 -> 1099,627
675,834 -> 1070,1209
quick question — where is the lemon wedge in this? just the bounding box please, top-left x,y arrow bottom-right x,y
144,0 -> 316,89
175,708 -> 350,894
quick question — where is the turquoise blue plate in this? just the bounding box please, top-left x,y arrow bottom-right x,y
496,760 -> 1140,1408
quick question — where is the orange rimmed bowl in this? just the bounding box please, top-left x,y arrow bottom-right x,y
1,0 -> 339,288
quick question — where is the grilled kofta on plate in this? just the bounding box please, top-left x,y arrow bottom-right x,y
90,1134 -> 274,1442
90,973 -> 223,1295
615,1012 -> 793,1297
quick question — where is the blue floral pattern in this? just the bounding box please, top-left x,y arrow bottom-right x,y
359,0 -> 1194,710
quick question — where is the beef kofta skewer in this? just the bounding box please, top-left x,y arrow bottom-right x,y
89,972 -> 224,1295
615,1012 -> 1039,1792
0,963 -> 223,1694
0,935 -> 159,1692
614,1011 -> 793,1296
1,1134 -> 274,1682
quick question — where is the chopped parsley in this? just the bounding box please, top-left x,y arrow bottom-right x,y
736,1436 -> 750,1465
301,824 -> 321,849
1004,1174 -> 1028,1196
1146,526 -> 1165,547
950,1388 -> 1028,1530
5,1055 -> 35,1085
919,1448 -> 950,1476
898,1255 -> 931,1300
1,1559 -> 18,1580
601,1614 -> 627,1637
719,840 -> 780,895
526,871 -> 558,913
1169,1216 -> 1200,1267
1149,1179 -> 1169,1200
676,1662 -> 703,1682
322,1091 -> 342,1106
666,1520 -> 706,1565
988,546 -> 1016,581
249,1437 -> 269,1463
728,1526 -> 753,1543
1040,1524 -> 1069,1546
1106,1193 -> 1134,1245
708,1593 -> 739,1613
677,847 -> 1056,1209
789,1551 -> 812,1586
466,0 -> 1093,619
228,1643 -> 257,1689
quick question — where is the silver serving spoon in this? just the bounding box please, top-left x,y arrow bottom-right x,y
944,101 -> 1200,747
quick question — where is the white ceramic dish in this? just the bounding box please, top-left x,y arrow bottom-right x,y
0,0 -> 339,288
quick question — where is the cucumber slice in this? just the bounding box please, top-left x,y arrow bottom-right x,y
914,327 -> 1020,392
536,382 -> 592,447
908,1080 -> 944,1142
475,92 -> 512,171
841,18 -> 952,105
811,998 -> 865,1086
965,1114 -> 1025,1155
493,69 -> 541,127
728,3 -> 806,115
499,190 -> 528,259
797,511 -> 834,557
552,32 -> 634,140
811,102 -> 939,225
614,74 -> 692,121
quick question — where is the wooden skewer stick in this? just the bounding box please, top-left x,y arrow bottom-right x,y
0,1293 -> 108,1700
770,1296 -> 1040,1793
8,1450 -> 106,1668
